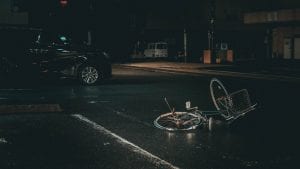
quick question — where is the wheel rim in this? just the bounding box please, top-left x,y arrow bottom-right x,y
154,112 -> 203,131
81,66 -> 99,84
210,78 -> 230,116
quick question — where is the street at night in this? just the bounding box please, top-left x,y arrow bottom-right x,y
0,66 -> 299,169
2,0 -> 300,168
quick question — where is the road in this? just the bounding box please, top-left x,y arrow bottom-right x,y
0,66 -> 299,169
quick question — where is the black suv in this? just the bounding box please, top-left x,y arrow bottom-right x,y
0,27 -> 111,85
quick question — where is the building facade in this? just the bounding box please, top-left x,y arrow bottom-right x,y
245,8 -> 300,60
0,0 -> 28,25
2,0 -> 300,62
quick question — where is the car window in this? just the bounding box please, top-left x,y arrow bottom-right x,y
37,33 -> 52,44
57,35 -> 71,45
36,33 -> 71,45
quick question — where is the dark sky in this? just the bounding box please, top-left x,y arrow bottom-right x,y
23,0 -> 300,15
19,0 -> 300,30
113,0 -> 300,11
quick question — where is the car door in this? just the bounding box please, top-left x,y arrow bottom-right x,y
29,33 -> 54,74
36,34 -> 77,74
48,35 -> 83,76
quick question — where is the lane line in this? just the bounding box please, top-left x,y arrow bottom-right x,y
72,114 -> 180,169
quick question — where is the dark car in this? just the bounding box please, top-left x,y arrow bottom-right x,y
0,27 -> 112,85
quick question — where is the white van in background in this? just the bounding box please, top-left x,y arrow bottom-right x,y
144,42 -> 168,58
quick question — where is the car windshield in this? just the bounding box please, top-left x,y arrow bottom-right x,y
58,35 -> 71,45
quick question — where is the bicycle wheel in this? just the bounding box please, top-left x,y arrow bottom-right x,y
210,78 -> 230,116
154,112 -> 203,131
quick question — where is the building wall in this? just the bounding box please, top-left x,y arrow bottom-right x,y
244,5 -> 300,61
0,0 -> 28,25
273,27 -> 300,58
244,9 -> 300,24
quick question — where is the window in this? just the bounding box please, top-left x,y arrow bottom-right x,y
156,44 -> 167,49
149,44 -> 155,49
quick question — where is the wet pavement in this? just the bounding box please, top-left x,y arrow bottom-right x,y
0,66 -> 299,169
117,61 -> 300,82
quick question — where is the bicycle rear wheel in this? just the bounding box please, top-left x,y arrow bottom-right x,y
154,112 -> 203,131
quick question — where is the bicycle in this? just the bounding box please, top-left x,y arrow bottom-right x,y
154,78 -> 257,131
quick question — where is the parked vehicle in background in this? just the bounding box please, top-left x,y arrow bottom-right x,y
0,27 -> 112,85
144,42 -> 168,58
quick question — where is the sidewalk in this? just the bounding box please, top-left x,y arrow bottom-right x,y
116,61 -> 300,82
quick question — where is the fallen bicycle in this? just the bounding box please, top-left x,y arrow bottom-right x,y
154,78 -> 257,131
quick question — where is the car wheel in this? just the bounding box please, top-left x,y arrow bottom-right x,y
78,65 -> 102,85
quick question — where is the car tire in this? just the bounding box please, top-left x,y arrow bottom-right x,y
78,64 -> 102,85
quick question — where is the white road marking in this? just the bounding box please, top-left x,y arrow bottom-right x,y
72,114 -> 180,169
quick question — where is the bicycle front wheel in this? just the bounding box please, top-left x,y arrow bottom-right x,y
154,112 -> 203,131
210,78 -> 230,115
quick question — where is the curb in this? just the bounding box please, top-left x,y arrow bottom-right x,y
115,65 -> 300,83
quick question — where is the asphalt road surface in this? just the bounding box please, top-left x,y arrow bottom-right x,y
0,66 -> 299,169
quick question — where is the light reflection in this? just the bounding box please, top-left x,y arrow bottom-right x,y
166,132 -> 175,142
186,132 -> 196,144
164,132 -> 197,144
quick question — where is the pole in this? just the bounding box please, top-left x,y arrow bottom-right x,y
87,0 -> 94,46
87,30 -> 92,45
184,28 -> 187,63
209,0 -> 216,63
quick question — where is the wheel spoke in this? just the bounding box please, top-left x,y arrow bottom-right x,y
81,66 -> 99,84
82,73 -> 88,78
154,112 -> 202,131
87,77 -> 92,84
210,78 -> 230,117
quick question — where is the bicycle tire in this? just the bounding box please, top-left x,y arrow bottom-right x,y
210,78 -> 230,117
154,112 -> 203,131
